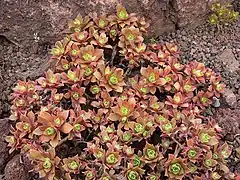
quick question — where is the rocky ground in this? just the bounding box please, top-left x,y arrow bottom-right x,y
0,19 -> 240,179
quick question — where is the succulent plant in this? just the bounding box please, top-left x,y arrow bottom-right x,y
165,154 -> 189,179
209,2 -> 239,27
6,4 -> 237,180
29,148 -> 61,180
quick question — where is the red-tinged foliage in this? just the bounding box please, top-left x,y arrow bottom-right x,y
182,139 -> 202,163
94,65 -> 126,93
5,128 -> 22,154
142,143 -> 164,165
37,69 -> 63,89
184,61 -> 206,83
140,66 -> 167,94
33,110 -> 73,147
29,148 -> 61,180
68,106 -> 92,139
16,111 -> 37,138
6,4 -> 238,180
77,45 -> 104,65
64,84 -> 86,107
62,155 -> 84,179
166,92 -> 189,108
165,154 -> 190,179
12,80 -> 36,96
61,66 -> 84,84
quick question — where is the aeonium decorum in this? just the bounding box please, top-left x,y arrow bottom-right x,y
184,61 -> 206,83
165,154 -> 189,180
62,155 -> 83,179
68,14 -> 92,32
104,151 -> 121,169
159,118 -> 177,135
71,30 -> 90,44
120,26 -> 143,46
125,164 -> 145,180
92,32 -> 112,48
108,4 -> 138,28
142,143 -> 164,165
166,92 -> 189,108
29,148 -> 60,180
16,111 -> 36,139
108,96 -> 139,126
37,69 -> 62,89
193,91 -> 213,109
198,127 -> 219,146
203,151 -> 218,169
6,4 -> 231,180
77,45 -> 104,65
182,139 -> 202,163
64,84 -> 86,107
51,41 -> 66,58
12,80 -> 36,96
140,66 -> 167,94
94,65 -> 126,92
68,106 -> 92,139
33,110 -> 73,147
91,12 -> 108,29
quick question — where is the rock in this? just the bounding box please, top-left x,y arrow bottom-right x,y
212,97 -> 221,108
223,88 -> 237,108
211,47 -> 218,54
171,0 -> 209,29
0,0 -> 170,50
218,48 -> 240,72
206,53 -> 211,58
215,108 -> 240,141
19,56 -> 50,81
0,0 -> 230,51
4,155 -> 29,180
190,48 -> 196,55
0,118 -> 10,172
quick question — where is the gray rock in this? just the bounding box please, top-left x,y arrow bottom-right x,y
211,47 -> 218,54
190,48 -> 197,55
212,97 -> 221,108
206,53 -> 211,58
205,48 -> 210,53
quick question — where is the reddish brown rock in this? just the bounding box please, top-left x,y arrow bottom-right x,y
223,88 -> 238,108
215,108 -> 240,141
4,155 -> 30,180
171,0 -> 208,28
0,0 -> 230,51
218,48 -> 240,73
0,0 -> 171,50
0,118 -> 10,172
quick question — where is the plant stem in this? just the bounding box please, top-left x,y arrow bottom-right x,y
58,136 -> 69,146
124,67 -> 131,76
111,45 -> 117,65
171,136 -> 184,149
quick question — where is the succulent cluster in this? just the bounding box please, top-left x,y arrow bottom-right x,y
6,4 -> 239,180
209,2 -> 239,26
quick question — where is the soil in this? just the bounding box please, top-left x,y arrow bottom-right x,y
0,20 -> 239,179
